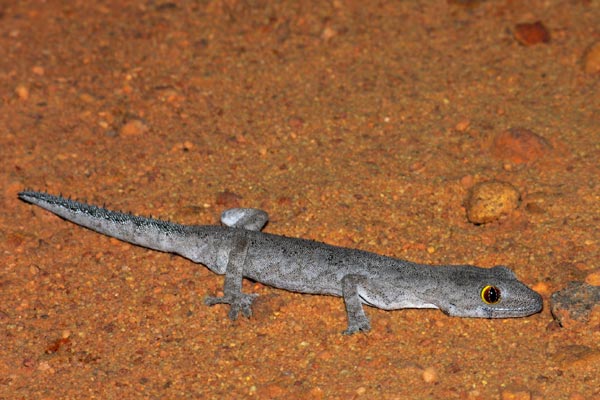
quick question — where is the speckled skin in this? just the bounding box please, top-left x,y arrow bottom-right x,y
18,190 -> 543,334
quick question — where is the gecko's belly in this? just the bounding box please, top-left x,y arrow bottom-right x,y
358,289 -> 439,311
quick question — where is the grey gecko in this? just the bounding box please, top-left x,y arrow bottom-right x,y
18,190 -> 543,334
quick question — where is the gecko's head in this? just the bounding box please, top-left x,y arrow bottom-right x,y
439,265 -> 543,319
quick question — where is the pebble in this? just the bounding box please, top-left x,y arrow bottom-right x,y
514,21 -> 550,46
22,358 -> 35,368
422,366 -> 438,383
490,127 -> 551,164
550,344 -> 600,370
119,119 -> 149,136
531,281 -> 550,297
447,0 -> 483,7
45,337 -> 71,354
523,192 -> 549,215
465,181 -> 520,224
585,270 -> 600,286
171,141 -> 194,152
500,388 -> 532,400
308,387 -> 324,399
582,41 -> 600,74
215,190 -> 243,208
37,361 -> 53,372
321,26 -> 338,41
79,92 -> 96,103
257,384 -> 285,398
550,281 -> 600,328
161,293 -> 178,305
454,119 -> 471,132
32,65 -> 45,76
288,115 -> 305,129
15,84 -> 29,100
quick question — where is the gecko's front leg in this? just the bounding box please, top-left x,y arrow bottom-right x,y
205,233 -> 258,320
341,274 -> 371,335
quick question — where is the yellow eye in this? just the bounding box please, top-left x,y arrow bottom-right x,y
481,285 -> 501,304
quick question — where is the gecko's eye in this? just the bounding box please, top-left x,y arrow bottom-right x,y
481,285 -> 501,304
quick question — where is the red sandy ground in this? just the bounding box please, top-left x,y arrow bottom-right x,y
1,1 -> 599,398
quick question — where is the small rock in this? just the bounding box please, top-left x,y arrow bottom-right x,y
422,366 -> 438,383
22,358 -> 36,368
551,344 -> 600,370
277,196 -> 293,206
466,181 -> 520,224
500,387 -> 532,400
491,127 -> 551,164
585,270 -> 600,286
120,119 -> 149,137
38,361 -> 52,372
523,192 -> 552,215
257,384 -> 285,398
308,386 -> 324,399
524,201 -> 545,214
582,41 -> 600,75
355,386 -> 367,395
321,26 -> 338,41
79,92 -> 96,103
45,337 -> 71,354
32,65 -> 45,76
448,0 -> 484,7
215,190 -> 243,208
454,119 -> 471,132
161,293 -> 178,305
514,21 -> 550,46
288,115 -> 305,129
171,141 -> 194,152
531,281 -> 550,297
550,281 -> 600,328
15,84 -> 29,100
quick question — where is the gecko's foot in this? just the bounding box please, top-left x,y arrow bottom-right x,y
205,293 -> 258,320
342,316 -> 371,335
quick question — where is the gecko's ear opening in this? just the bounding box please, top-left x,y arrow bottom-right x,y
221,208 -> 269,231
490,265 -> 516,278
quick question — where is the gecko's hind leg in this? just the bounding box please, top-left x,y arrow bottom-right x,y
341,274 -> 371,335
205,234 -> 257,320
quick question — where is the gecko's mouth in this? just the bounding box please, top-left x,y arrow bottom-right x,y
483,302 -> 543,318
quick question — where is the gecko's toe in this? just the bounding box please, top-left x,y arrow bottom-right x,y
227,306 -> 241,320
342,316 -> 371,335
342,325 -> 371,335
204,295 -> 225,307
239,303 -> 252,318
205,293 -> 258,320
235,293 -> 258,319
227,296 -> 256,320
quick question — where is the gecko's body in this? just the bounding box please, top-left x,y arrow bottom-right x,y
18,191 -> 543,334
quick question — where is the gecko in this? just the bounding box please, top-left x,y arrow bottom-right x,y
18,190 -> 543,334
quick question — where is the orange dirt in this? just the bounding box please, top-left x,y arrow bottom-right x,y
1,1 -> 599,398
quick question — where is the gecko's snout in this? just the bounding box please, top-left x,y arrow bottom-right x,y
484,285 -> 543,318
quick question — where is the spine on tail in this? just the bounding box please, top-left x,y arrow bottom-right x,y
18,190 -> 189,253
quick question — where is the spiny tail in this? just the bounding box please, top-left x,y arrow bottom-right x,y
18,190 -> 191,254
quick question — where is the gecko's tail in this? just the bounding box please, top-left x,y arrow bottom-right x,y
18,190 -> 190,253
